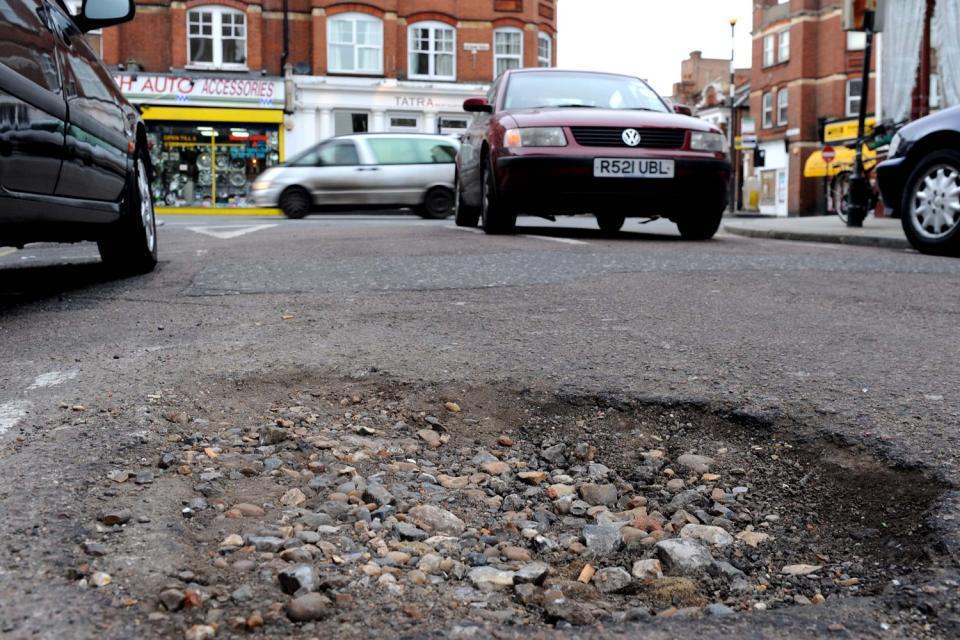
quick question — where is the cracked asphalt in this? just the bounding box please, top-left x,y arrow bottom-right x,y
1,213 -> 959,638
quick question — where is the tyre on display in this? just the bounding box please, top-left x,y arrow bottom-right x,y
97,153 -> 158,274
596,214 -> 625,233
279,187 -> 311,219
480,161 -> 516,235
454,172 -> 480,228
417,187 -> 455,219
676,202 -> 724,240
900,150 -> 960,257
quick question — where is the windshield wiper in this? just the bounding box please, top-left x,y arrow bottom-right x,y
536,104 -> 598,109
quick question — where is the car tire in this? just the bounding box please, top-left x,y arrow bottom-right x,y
480,160 -> 516,235
454,172 -> 480,227
418,187 -> 455,219
676,202 -> 724,240
597,214 -> 625,233
900,150 -> 960,257
279,187 -> 311,219
97,153 -> 158,274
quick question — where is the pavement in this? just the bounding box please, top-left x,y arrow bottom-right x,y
724,215 -> 910,250
1,213 -> 958,639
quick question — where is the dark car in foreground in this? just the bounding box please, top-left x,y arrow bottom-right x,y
877,106 -> 960,256
0,0 -> 156,273
454,69 -> 731,236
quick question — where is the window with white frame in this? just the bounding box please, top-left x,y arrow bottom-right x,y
846,78 -> 862,117
538,32 -> 552,67
763,34 -> 775,67
778,29 -> 790,63
494,29 -> 523,77
187,6 -> 247,69
762,92 -> 773,128
847,31 -> 867,51
777,87 -> 788,125
409,22 -> 455,80
328,13 -> 383,74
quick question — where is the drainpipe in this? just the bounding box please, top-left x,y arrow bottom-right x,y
280,0 -> 289,73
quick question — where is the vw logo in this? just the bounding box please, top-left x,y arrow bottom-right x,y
622,129 -> 642,147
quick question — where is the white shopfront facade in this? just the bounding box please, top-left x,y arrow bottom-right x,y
755,139 -> 789,217
288,77 -> 490,157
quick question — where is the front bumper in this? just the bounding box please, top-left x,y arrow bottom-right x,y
494,154 -> 730,217
876,156 -> 908,213
250,184 -> 283,207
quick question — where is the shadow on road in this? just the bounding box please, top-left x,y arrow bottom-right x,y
0,261 -> 136,310
512,223 -> 683,242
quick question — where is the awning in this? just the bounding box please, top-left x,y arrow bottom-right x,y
804,146 -> 878,178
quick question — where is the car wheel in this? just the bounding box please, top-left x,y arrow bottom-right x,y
596,214 -> 625,233
454,171 -> 480,227
901,150 -> 960,256
97,153 -> 158,274
481,160 -> 516,235
279,187 -> 311,219
676,202 -> 723,240
418,187 -> 455,219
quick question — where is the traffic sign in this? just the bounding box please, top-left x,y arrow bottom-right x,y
822,145 -> 837,164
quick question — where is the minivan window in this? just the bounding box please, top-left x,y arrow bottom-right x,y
0,0 -> 61,92
318,140 -> 359,166
367,137 -> 456,164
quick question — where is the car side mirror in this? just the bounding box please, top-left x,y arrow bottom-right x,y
673,103 -> 693,116
463,98 -> 493,113
75,0 -> 136,33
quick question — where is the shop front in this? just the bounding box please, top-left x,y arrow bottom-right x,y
114,74 -> 286,214
290,77 -> 490,158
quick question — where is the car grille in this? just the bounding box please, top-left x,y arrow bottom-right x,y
570,127 -> 686,149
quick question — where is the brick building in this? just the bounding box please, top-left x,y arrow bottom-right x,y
99,1 -> 557,212
672,51 -> 736,108
750,0 -> 875,216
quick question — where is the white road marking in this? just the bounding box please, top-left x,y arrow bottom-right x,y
186,224 -> 277,239
0,400 -> 31,436
28,370 -> 78,390
521,235 -> 589,246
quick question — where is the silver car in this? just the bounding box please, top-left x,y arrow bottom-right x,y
252,133 -> 459,219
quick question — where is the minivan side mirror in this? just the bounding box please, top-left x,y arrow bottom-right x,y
75,0 -> 136,33
673,103 -> 693,116
463,98 -> 493,113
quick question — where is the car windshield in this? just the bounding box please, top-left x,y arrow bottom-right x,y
503,72 -> 669,113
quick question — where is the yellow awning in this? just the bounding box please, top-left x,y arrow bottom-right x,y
804,146 -> 878,178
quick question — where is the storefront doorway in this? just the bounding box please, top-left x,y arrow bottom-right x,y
334,111 -> 370,135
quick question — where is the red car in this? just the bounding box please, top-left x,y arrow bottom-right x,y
454,69 -> 731,237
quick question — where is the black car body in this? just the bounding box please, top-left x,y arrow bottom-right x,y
877,105 -> 960,256
0,0 -> 157,272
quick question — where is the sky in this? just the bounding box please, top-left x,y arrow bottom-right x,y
557,0 -> 755,96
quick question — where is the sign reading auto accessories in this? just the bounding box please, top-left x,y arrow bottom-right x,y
114,74 -> 284,109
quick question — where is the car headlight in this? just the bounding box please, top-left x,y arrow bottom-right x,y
888,133 -> 902,158
252,179 -> 273,191
690,131 -> 727,152
504,127 -> 568,148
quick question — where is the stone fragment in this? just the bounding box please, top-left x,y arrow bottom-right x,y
468,566 -> 515,589
89,572 -> 112,588
502,546 -> 531,561
594,567 -> 633,593
517,471 -> 546,485
482,461 -> 510,476
220,534 -> 244,548
247,536 -> 284,552
185,625 -> 216,640
782,564 -> 822,576
407,504 -> 465,535
546,484 -> 576,499
395,522 -> 429,541
417,429 -> 442,448
444,402 -> 461,413
680,524 -> 734,546
542,590 -> 595,625
706,603 -> 736,616
99,510 -> 131,526
437,474 -> 470,489
230,503 -> 265,517
134,471 -> 154,484
655,539 -> 713,575
498,435 -> 514,447
280,488 -> 306,507
668,490 -> 705,513
736,530 -> 770,548
643,577 -> 704,607
363,484 -> 394,506
513,562 -> 549,585
675,454 -> 715,474
107,470 -> 129,483
279,564 -> 319,596
159,588 -> 185,611
632,559 -> 664,581
578,483 -> 618,507
583,524 -> 623,557
286,593 -> 332,622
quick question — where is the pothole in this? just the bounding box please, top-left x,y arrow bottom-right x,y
71,374 -> 950,637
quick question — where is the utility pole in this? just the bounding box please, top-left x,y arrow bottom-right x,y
846,6 -> 875,227
728,18 -> 738,213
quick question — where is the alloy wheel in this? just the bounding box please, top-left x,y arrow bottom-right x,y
910,164 -> 960,239
138,159 -> 156,253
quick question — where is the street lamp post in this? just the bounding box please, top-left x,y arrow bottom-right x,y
729,18 -> 737,213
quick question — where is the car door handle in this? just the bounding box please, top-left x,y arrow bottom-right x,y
356,167 -> 380,172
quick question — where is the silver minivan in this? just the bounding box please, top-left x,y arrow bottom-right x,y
251,133 -> 458,219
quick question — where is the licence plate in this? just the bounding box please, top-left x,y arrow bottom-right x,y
593,158 -> 675,179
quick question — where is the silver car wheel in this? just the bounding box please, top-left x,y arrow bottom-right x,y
910,164 -> 960,240
138,158 -> 156,253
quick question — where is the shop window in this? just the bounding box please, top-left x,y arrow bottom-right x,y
388,115 -> 420,131
409,22 -> 456,80
763,34 -> 775,67
146,123 -> 280,208
762,92 -> 773,128
538,32 -> 552,67
846,78 -> 862,117
778,28 -> 790,63
328,13 -> 383,75
777,87 -> 788,125
439,116 -> 469,136
494,28 -> 523,78
187,6 -> 246,70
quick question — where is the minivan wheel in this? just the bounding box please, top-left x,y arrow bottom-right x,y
279,187 -> 311,219
901,150 -> 960,256
597,214 -> 625,233
454,172 -> 480,227
481,162 -> 516,235
98,153 -> 158,274
418,187 -> 455,219
676,201 -> 724,240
